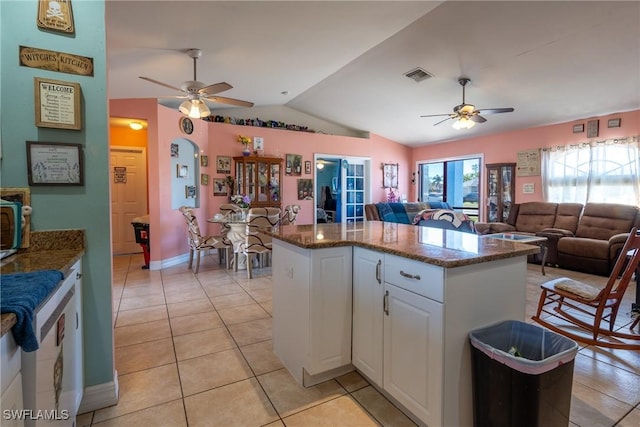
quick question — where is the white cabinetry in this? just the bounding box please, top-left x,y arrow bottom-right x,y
1,331 -> 24,427
352,247 -> 384,385
273,241 -> 352,386
353,249 -> 443,426
21,259 -> 84,426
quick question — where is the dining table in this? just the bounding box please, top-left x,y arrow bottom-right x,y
208,212 -> 249,269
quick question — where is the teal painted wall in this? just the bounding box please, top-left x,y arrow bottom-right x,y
1,1 -> 114,387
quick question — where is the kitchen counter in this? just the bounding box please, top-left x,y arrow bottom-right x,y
271,222 -> 537,426
1,229 -> 85,337
267,221 -> 539,267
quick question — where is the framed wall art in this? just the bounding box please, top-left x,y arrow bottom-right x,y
213,178 -> 228,196
176,164 -> 188,178
34,77 -> 82,130
587,120 -> 599,138
200,155 -> 209,167
185,185 -> 197,198
26,141 -> 84,186
216,155 -> 231,174
305,161 -> 311,174
171,143 -> 179,157
382,163 -> 398,188
286,154 -> 302,176
572,124 -> 584,133
201,173 -> 209,185
607,118 -> 621,128
297,179 -> 313,200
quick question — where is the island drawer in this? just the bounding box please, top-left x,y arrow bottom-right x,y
384,254 -> 444,302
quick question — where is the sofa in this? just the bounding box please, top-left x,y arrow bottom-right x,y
475,201 -> 640,276
365,202 -> 476,233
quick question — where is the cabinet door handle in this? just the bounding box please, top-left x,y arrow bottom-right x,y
383,290 -> 389,316
375,259 -> 382,284
76,311 -> 79,330
399,270 -> 421,280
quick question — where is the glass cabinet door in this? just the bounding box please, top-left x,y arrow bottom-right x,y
485,163 -> 515,222
233,156 -> 283,208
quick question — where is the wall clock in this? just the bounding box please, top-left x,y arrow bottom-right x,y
180,117 -> 194,135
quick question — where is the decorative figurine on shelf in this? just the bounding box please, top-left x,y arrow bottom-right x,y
237,135 -> 252,155
387,188 -> 398,203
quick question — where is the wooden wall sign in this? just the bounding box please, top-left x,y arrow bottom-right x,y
20,46 -> 93,76
34,77 -> 82,130
37,0 -> 75,34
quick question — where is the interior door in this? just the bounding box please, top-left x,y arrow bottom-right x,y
111,147 -> 148,255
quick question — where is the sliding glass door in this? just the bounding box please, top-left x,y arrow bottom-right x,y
418,157 -> 481,220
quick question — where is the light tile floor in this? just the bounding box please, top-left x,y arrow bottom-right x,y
77,253 -> 640,426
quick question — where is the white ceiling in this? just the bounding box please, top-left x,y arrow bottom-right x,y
106,1 -> 640,147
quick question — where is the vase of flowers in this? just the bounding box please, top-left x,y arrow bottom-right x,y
231,194 -> 251,219
237,135 -> 252,156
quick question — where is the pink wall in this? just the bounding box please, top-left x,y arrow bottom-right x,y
110,100 -> 411,263
411,110 -> 639,209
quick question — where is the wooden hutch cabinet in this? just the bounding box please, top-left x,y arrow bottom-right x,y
233,155 -> 283,208
486,163 -> 516,222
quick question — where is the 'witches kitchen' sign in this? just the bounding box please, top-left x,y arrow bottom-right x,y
20,46 -> 93,77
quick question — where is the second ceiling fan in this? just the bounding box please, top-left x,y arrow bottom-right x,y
139,48 -> 253,118
421,78 -> 514,129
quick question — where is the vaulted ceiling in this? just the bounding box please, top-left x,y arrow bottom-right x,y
106,1 -> 640,146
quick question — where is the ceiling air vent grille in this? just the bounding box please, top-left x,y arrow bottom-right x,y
404,67 -> 433,83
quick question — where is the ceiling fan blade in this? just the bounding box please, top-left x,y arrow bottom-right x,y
199,82 -> 233,96
433,116 -> 454,126
471,114 -> 487,123
204,96 -> 254,108
476,107 -> 514,115
420,113 -> 453,118
139,76 -> 183,93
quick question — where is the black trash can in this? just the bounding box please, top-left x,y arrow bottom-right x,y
469,320 -> 578,427
131,215 -> 150,269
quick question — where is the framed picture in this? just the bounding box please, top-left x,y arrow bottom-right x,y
297,178 -> 313,200
286,154 -> 302,176
213,178 -> 228,196
382,163 -> 399,188
200,155 -> 209,167
34,77 -> 82,130
185,185 -> 197,198
177,164 -> 188,178
171,143 -> 179,157
572,124 -> 584,133
201,173 -> 209,185
607,118 -> 621,128
254,136 -> 264,151
587,120 -> 599,138
216,155 -> 231,174
305,161 -> 311,174
26,141 -> 84,186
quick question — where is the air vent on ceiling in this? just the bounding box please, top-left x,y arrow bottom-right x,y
404,67 -> 433,83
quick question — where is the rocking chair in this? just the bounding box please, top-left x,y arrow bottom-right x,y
532,227 -> 640,350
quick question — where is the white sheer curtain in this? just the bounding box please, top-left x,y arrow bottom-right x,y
541,136 -> 640,206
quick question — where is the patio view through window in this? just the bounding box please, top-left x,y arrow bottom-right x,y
418,157 -> 481,221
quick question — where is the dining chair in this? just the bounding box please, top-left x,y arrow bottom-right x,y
532,227 -> 640,349
235,207 -> 281,279
281,204 -> 301,225
179,206 -> 226,274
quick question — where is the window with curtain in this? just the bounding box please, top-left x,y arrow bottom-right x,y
541,136 -> 640,206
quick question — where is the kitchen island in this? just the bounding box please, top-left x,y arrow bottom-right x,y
268,222 -> 538,427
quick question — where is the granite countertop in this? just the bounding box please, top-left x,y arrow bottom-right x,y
267,222 -> 539,268
1,229 -> 85,337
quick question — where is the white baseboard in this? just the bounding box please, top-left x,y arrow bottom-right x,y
149,253 -> 190,270
78,370 -> 119,413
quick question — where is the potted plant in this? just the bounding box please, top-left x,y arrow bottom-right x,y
237,135 -> 251,155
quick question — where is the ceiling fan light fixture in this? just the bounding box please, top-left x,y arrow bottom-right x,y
179,98 -> 210,118
316,162 -> 324,170
452,117 -> 476,130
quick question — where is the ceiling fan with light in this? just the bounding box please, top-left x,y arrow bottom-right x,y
139,48 -> 253,118
420,78 -> 514,129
